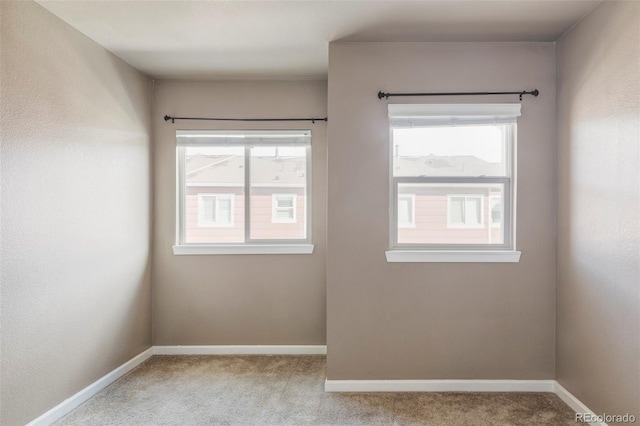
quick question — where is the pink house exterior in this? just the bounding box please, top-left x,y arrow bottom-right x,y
184,152 -> 504,245
184,153 -> 307,243
397,186 -> 503,245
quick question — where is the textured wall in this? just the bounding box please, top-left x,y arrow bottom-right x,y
556,2 -> 640,421
152,80 -> 327,345
327,42 -> 556,379
0,2 -> 153,424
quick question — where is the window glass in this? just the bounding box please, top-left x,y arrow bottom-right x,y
398,194 -> 415,227
251,147 -> 306,239
186,147 -> 244,243
396,183 -> 505,245
178,130 -> 310,245
389,104 -> 517,250
392,126 -> 507,177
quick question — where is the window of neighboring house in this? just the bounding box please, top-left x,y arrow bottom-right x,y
388,103 -> 520,258
272,194 -> 297,223
174,130 -> 312,254
398,193 -> 416,228
447,195 -> 484,228
198,193 -> 234,227
489,195 -> 502,228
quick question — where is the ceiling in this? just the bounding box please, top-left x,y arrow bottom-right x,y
36,0 -> 601,80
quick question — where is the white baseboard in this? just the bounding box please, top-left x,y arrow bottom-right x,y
553,382 -> 608,426
325,378 -> 606,426
26,347 -> 154,426
324,379 -> 555,393
153,345 -> 327,355
26,347 -> 605,426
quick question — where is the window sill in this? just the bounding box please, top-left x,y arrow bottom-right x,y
173,244 -> 314,255
385,250 -> 521,263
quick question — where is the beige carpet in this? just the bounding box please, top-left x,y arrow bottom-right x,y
56,355 -> 576,425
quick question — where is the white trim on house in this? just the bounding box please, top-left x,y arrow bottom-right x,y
26,348 -> 154,426
324,379 -> 555,393
153,345 -> 327,355
271,193 -> 297,223
385,250 -> 521,263
197,193 -> 235,227
447,194 -> 485,229
172,244 -> 314,255
489,194 -> 502,228
397,193 -> 416,228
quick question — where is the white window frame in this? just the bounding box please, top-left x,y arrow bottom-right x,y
173,130 -> 313,255
271,193 -> 297,223
197,193 -> 235,228
386,104 -> 521,263
397,193 -> 416,228
446,195 -> 485,229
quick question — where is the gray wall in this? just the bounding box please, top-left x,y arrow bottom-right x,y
327,42 -> 557,379
556,1 -> 640,421
152,80 -> 327,345
0,2 -> 153,424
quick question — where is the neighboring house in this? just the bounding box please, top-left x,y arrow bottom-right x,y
185,153 -> 306,243
186,152 -> 502,245
395,155 -> 504,245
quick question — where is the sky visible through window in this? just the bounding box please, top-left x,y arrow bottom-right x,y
393,125 -> 503,163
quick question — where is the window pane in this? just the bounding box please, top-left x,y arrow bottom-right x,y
251,147 -> 306,239
449,197 -> 464,225
466,197 -> 482,226
490,197 -> 502,227
398,198 -> 410,224
397,183 -> 505,245
392,125 -> 508,177
185,147 -> 244,243
277,197 -> 294,209
200,196 -> 215,223
218,197 -> 232,224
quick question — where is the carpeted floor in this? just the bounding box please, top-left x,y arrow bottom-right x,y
56,355 -> 576,425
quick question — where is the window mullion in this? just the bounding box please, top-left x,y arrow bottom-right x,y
244,145 -> 251,243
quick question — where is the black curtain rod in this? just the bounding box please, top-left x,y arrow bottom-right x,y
164,115 -> 327,124
378,90 -> 539,101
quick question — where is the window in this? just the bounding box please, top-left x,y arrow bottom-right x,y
447,195 -> 483,228
398,193 -> 415,228
489,195 -> 502,228
272,194 -> 297,223
174,130 -> 312,254
198,193 -> 234,227
387,104 -> 521,262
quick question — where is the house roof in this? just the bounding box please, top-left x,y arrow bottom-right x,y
186,153 -> 502,186
393,154 -> 504,177
186,154 -> 306,186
